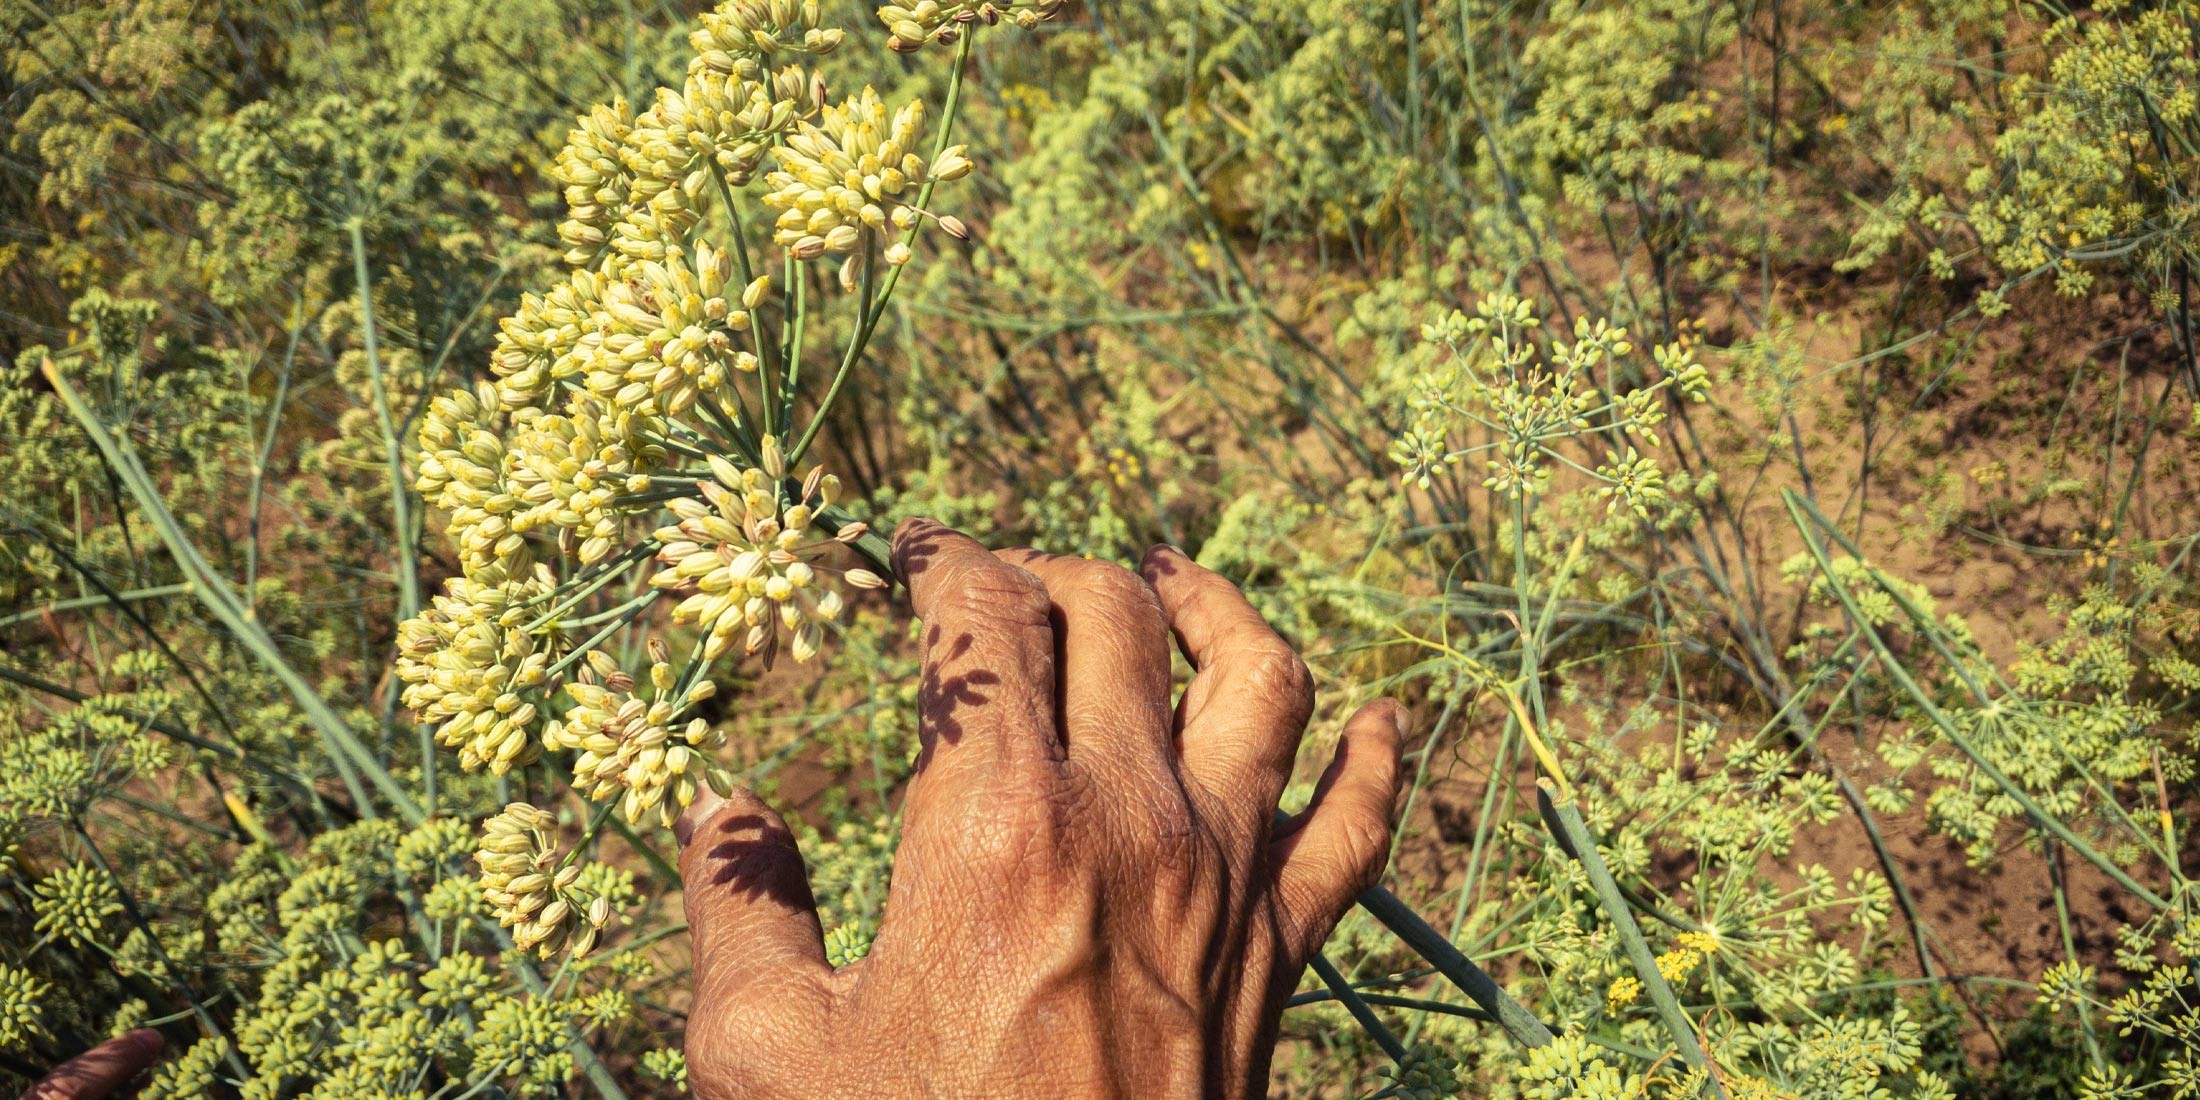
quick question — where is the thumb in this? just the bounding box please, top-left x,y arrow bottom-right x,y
28,1029 -> 163,1100
676,783 -> 831,1002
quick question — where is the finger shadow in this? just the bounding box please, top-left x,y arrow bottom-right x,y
888,522 -> 949,580
911,624 -> 998,772
703,813 -> 820,911
1142,547 -> 1187,578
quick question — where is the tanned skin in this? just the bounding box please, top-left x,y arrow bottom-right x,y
675,519 -> 1404,1099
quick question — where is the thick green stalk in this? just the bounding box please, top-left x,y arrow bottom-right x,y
1544,788 -> 1723,1091
44,359 -> 424,825
349,219 -> 434,816
1353,883 -> 1553,1049
349,220 -> 422,625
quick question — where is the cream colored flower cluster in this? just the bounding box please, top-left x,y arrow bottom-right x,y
761,88 -> 972,281
652,441 -> 886,666
395,559 -> 557,775
554,3 -> 838,269
506,398 -> 665,565
694,0 -> 845,61
878,0 -> 1067,52
544,643 -> 730,828
405,3 -> 1051,939
489,269 -> 599,407
414,382 -> 522,573
476,803 -> 616,957
592,246 -> 768,417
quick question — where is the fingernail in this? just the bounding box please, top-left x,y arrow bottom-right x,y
125,1028 -> 163,1058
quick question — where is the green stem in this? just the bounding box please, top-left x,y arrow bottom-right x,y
43,359 -> 424,825
348,220 -> 422,626
1544,788 -> 1723,1092
1309,952 -> 1410,1065
1352,883 -> 1553,1049
0,583 -> 191,627
350,218 -> 434,816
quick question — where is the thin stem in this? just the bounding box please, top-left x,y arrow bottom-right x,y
1783,490 -> 2173,910
43,360 -> 424,824
1309,952 -> 1410,1065
348,219 -> 422,626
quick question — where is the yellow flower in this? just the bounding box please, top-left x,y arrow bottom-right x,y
1654,946 -> 1703,983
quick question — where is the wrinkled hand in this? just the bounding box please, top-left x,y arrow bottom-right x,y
675,519 -> 1405,1098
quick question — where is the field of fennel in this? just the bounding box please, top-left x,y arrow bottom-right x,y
6,0 -> 2200,1095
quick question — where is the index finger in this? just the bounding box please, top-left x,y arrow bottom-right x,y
1138,545 -> 1314,829
28,1030 -> 164,1100
891,519 -> 1061,821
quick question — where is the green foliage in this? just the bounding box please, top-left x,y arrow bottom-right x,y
8,0 -> 2200,1096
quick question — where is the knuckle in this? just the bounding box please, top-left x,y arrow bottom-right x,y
1179,572 -> 1241,624
938,562 -> 1050,629
954,793 -> 1063,876
688,1002 -> 823,1099
1068,558 -> 1159,609
1242,647 -> 1315,718
1341,815 -> 1394,889
687,1016 -> 769,1096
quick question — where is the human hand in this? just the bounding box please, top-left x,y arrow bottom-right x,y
24,1030 -> 163,1100
674,518 -> 1405,1098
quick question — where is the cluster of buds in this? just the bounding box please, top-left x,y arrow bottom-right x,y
490,269 -> 600,407
879,0 -> 1068,52
545,642 -> 731,828
0,962 -> 50,1050
586,247 -> 770,418
395,561 -> 557,775
651,438 -> 885,665
414,382 -> 522,572
476,804 -> 616,957
692,0 -> 845,59
410,0 -> 1058,909
507,399 -> 666,564
31,862 -> 121,948
1388,294 -> 1708,514
761,87 -> 974,284
552,98 -> 637,265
